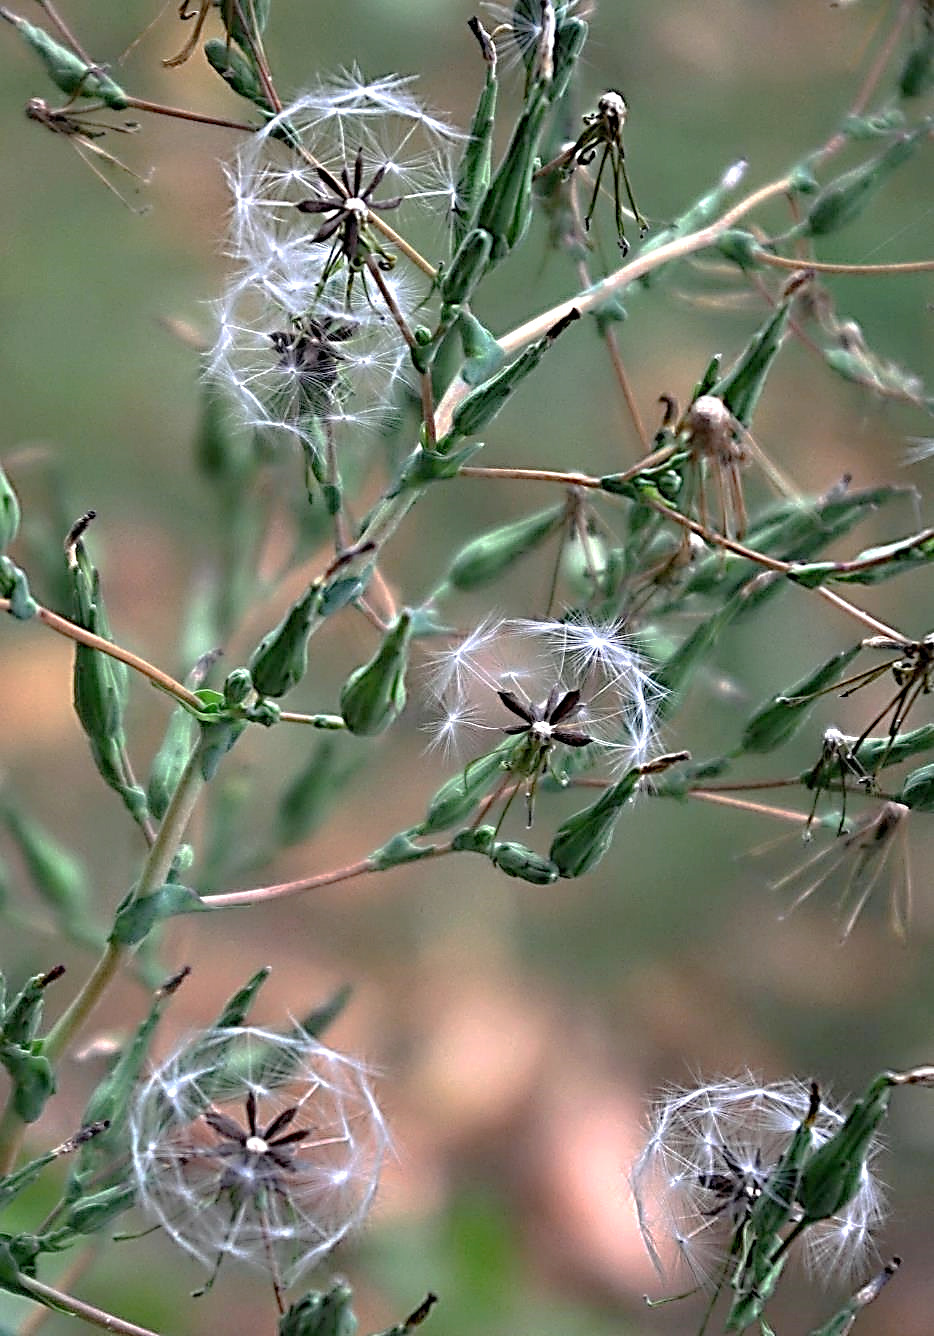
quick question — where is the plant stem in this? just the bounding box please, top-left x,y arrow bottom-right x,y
754,250 -> 934,276
123,96 -> 255,133
14,1274 -> 161,1336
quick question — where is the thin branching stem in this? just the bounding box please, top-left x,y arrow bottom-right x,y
14,1274 -> 161,1336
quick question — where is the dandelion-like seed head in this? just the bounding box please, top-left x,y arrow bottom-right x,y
631,1074 -> 885,1288
425,616 -> 663,773
130,1026 -> 389,1288
227,71 -> 462,273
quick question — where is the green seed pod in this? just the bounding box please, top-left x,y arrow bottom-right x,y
711,298 -> 792,427
451,825 -> 496,855
340,611 -> 412,736
797,1074 -> 892,1223
852,722 -> 934,774
739,644 -> 862,755
0,464 -> 20,551
549,15 -> 588,101
549,768 -> 641,878
442,227 -> 494,307
1,9 -> 128,107
804,129 -> 924,237
249,583 -> 318,698
449,308 -> 580,440
491,841 -> 559,884
452,23 -> 498,245
420,743 -> 515,834
447,505 -> 563,590
899,761 -> 934,811
475,82 -> 550,259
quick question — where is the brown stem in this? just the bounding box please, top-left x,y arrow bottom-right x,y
753,250 -> 934,276
15,1274 -> 160,1336
123,96 -> 255,133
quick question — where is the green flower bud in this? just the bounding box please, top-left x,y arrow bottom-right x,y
549,768 -> 642,878
279,1282 -> 358,1336
442,228 -> 494,306
452,22 -> 497,244
1,8 -> 128,107
340,611 -> 412,736
419,742 -> 515,834
456,310 -> 504,386
0,464 -> 20,551
475,82 -> 550,259
147,705 -> 195,821
899,760 -> 934,811
491,841 -> 559,884
804,129 -> 924,237
797,1074 -> 892,1224
451,825 -> 496,854
249,583 -> 318,698
223,666 -> 253,706
447,505 -> 563,590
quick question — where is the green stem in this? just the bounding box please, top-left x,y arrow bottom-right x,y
15,1274 -> 161,1336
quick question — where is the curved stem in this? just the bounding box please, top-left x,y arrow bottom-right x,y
753,249 -> 934,276
1,600 -> 201,710
204,844 -> 453,908
14,1274 -> 161,1336
123,95 -> 255,133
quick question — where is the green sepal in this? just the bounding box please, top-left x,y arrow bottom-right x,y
711,298 -> 792,426
340,611 -> 412,736
0,556 -> 37,619
318,572 -> 369,618
899,761 -> 934,811
490,841 -> 559,884
549,767 -> 642,878
368,832 -> 435,871
0,465 -> 20,551
442,228 -> 494,307
398,439 -> 485,486
249,583 -> 318,698
109,883 -> 207,947
1,966 -> 63,1048
45,1183 -> 136,1243
223,666 -> 253,706
0,1237 -> 32,1296
737,644 -> 862,755
802,128 -> 925,237
1,9 -> 128,107
214,966 -> 271,1028
0,1045 -> 55,1123
418,742 -> 517,834
0,1146 -> 60,1211
446,505 -> 564,590
447,309 -> 580,442
204,36 -> 273,116
279,1282 -> 358,1336
797,1073 -> 893,1223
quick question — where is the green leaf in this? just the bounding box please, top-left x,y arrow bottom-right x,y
109,883 -> 207,948
738,644 -> 862,755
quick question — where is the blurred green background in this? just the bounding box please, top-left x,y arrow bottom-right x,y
1,1 -> 933,1333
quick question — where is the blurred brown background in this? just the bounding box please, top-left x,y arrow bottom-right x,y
1,1 -> 933,1333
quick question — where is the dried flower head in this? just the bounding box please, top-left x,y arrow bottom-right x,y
425,616 -> 664,775
631,1074 -> 885,1288
130,1026 -> 389,1293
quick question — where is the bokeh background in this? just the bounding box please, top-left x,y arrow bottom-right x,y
1,1 -> 933,1333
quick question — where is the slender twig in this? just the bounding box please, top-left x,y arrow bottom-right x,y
33,0 -> 90,62
14,1274 -> 161,1336
204,845 -> 454,908
753,250 -> 934,276
123,96 -> 256,133
687,790 -> 810,825
17,1242 -> 101,1336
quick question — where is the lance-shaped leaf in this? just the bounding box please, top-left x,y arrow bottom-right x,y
340,611 -> 412,736
109,883 -> 207,948
0,802 -> 100,950
0,8 -> 128,107
445,505 -> 564,591
656,575 -> 776,709
276,738 -> 356,847
638,159 -> 748,284
447,308 -> 580,443
738,644 -> 862,755
802,128 -> 925,237
490,840 -> 559,884
249,582 -> 318,698
147,703 -> 196,822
